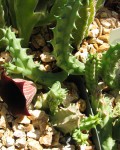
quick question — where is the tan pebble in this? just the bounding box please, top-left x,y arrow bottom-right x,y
40,52 -> 55,63
95,18 -> 101,27
13,130 -> 26,138
0,52 -> 12,62
15,138 -> 26,148
100,19 -> 111,28
32,120 -> 40,129
89,47 -> 96,55
0,115 -> 6,129
102,27 -> 111,34
0,129 -> 4,138
0,57 -> 5,64
77,99 -> 86,112
44,64 -> 52,71
98,34 -> 109,43
92,20 -> 99,28
98,43 -> 110,52
93,43 -> 98,50
27,138 -> 43,150
23,124 -> 35,132
28,110 -> 42,120
39,133 -> 53,146
98,25 -> 103,36
96,38 -> 104,45
88,37 -> 97,44
15,116 -> 30,124
5,137 -> 15,147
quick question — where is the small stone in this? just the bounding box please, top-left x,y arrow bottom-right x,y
95,18 -> 101,27
98,43 -> 110,52
96,38 -> 104,45
6,137 -> 15,147
6,146 -> 15,150
28,110 -> 42,120
39,133 -> 53,146
44,64 -> 52,71
98,34 -> 109,43
13,130 -> 26,138
23,124 -> 35,132
93,43 -> 98,50
100,19 -> 111,28
98,25 -> 103,36
0,115 -> 6,129
0,129 -> 5,138
27,138 -> 43,150
0,52 -> 12,62
27,130 -> 40,140
102,27 -> 111,34
15,138 -> 26,148
88,38 -> 97,44
88,29 -> 99,38
40,52 -> 55,63
15,116 -> 31,124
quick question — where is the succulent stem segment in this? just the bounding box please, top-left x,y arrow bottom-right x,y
51,0 -> 85,75
72,114 -> 101,145
101,43 -> 120,89
85,46 -> 120,149
0,28 -> 68,86
72,0 -> 96,48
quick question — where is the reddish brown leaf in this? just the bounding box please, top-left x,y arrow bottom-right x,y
0,72 -> 37,116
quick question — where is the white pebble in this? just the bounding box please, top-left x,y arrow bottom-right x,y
40,52 -> 55,63
15,138 -> 26,148
6,137 -> 14,147
27,138 -> 43,150
27,130 -> 40,140
28,110 -> 42,120
13,130 -> 26,138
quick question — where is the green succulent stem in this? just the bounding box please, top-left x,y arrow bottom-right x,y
101,43 -> 120,89
51,0 -> 85,75
0,28 -> 68,86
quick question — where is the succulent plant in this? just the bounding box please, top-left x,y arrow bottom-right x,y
0,28 -> 68,86
34,81 -> 67,114
72,114 -> 101,145
100,43 -> 120,89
